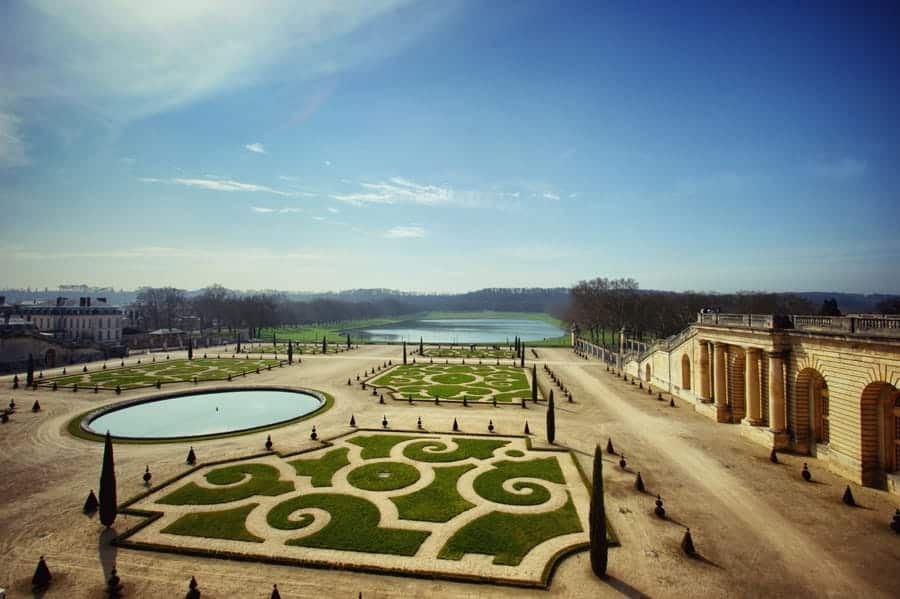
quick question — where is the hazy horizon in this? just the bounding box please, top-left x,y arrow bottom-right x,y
2,2 -> 898,294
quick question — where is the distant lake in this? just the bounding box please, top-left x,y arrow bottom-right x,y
349,318 -> 567,344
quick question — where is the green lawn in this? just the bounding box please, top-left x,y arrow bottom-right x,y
438,493 -> 583,566
162,504 -> 264,543
472,458 -> 565,506
159,463 -> 294,505
268,493 -> 430,556
391,464 -> 476,522
45,357 -> 283,390
289,447 -> 350,487
347,462 -> 421,492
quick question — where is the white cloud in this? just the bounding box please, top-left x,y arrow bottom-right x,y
0,111 -> 29,168
251,205 -> 303,214
140,176 -> 297,197
385,225 -> 426,238
327,207 -> 340,213
333,177 -> 456,206
244,142 -> 266,154
543,191 -> 560,201
312,216 -> 327,221
324,160 -> 332,167
811,158 -> 867,181
278,175 -> 299,182
6,1 -> 446,121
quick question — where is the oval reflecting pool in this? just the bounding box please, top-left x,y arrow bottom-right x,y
86,388 -> 324,439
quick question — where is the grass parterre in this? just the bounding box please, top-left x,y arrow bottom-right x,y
369,364 -> 537,403
118,430 -> 604,587
44,358 -> 283,390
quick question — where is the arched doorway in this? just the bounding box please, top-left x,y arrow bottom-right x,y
44,348 -> 56,368
645,364 -> 651,382
794,368 -> 828,453
681,354 -> 691,390
860,382 -> 900,488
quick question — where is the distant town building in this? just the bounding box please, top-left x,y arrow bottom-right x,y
18,297 -> 124,343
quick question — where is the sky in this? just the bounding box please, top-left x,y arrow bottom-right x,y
1,1 -> 899,294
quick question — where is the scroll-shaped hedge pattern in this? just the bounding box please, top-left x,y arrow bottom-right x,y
158,463 -> 294,505
267,493 -> 430,556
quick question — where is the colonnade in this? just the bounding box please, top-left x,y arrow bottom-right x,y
695,339 -> 785,432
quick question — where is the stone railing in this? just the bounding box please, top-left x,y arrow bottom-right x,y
637,325 -> 697,362
698,312 -> 900,339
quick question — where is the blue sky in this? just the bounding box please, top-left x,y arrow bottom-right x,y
1,1 -> 898,293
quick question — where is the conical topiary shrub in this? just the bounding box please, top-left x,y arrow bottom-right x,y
265,435 -> 273,451
350,414 -> 356,427
842,485 -> 856,507
382,415 -> 388,429
452,418 -> 459,432
589,444 -> 607,578
84,489 -> 99,514
271,584 -> 282,599
891,509 -> 900,534
681,528 -> 696,557
606,437 -> 615,455
32,555 -> 52,589
186,446 -> 196,465
524,421 -> 531,435
619,454 -> 627,469
32,399 -> 41,412
187,575 -> 200,599
311,426 -> 318,440
635,471 -> 645,492
99,431 -> 117,527
802,463 -> 811,481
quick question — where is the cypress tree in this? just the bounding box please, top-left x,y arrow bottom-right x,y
322,336 -> 327,354
288,340 -> 293,364
26,353 -> 34,386
589,444 -> 608,577
347,334 -> 351,349
420,336 -> 424,354
187,338 -> 193,360
531,365 -> 538,402
546,391 -> 556,444
99,431 -> 117,527
84,489 -> 99,513
236,336 -> 241,353
520,343 -> 525,367
403,341 -> 407,365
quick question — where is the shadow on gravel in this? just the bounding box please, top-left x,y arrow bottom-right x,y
604,574 -> 653,598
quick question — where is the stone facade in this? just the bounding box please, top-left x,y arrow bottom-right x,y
577,314 -> 900,495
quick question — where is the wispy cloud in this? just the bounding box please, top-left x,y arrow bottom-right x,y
324,160 -> 332,167
385,225 -> 426,238
543,191 -> 560,201
139,176 -> 297,197
333,177 -> 459,207
811,157 -> 867,181
327,207 -> 340,213
278,175 -> 299,182
244,142 -> 266,154
0,110 -> 29,168
251,205 -> 303,214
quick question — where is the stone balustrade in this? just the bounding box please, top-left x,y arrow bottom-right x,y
697,312 -> 900,339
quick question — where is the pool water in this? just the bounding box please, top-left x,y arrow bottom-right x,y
87,389 -> 322,439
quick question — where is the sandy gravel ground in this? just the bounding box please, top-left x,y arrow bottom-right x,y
1,346 -> 899,598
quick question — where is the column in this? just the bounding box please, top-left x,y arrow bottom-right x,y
767,352 -> 786,432
745,347 -> 762,424
713,342 -> 729,421
698,341 -> 711,401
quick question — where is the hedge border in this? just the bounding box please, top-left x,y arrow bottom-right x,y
113,427 -> 608,589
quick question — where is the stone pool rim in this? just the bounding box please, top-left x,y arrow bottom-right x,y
67,385 -> 333,444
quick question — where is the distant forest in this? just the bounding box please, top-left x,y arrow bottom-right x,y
2,284 -> 897,339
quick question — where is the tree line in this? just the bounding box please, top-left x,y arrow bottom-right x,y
564,277 -> 828,346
